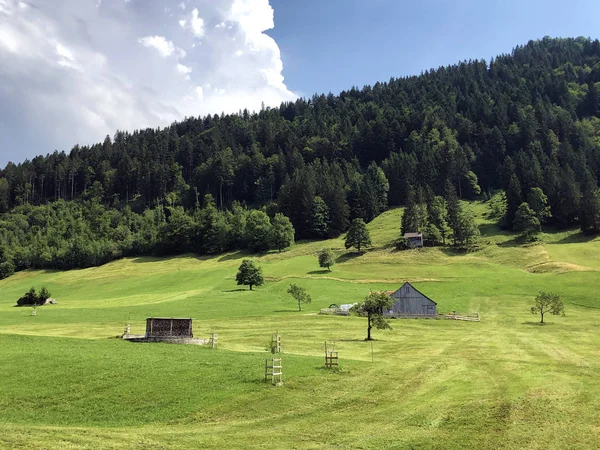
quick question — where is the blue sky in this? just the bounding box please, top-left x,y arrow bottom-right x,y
1,0 -> 599,166
269,0 -> 600,97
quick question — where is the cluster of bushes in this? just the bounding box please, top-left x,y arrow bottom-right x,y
16,287 -> 51,307
0,245 -> 15,280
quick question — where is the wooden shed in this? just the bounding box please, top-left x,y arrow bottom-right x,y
404,233 -> 424,248
386,282 -> 437,317
145,318 -> 193,338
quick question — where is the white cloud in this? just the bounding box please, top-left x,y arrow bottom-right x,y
138,35 -> 175,57
55,43 -> 74,61
177,63 -> 192,77
179,7 -> 204,38
179,1 -> 185,10
0,0 -> 296,166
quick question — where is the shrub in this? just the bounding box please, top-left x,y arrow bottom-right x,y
0,261 -> 15,280
16,286 -> 52,307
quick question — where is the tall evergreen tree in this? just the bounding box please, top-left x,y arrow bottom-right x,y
579,170 -> 600,234
345,218 -> 371,253
505,174 -> 522,229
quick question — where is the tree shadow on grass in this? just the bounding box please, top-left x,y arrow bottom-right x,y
335,251 -> 364,264
522,321 -> 552,326
273,310 -> 300,313
218,251 -> 249,262
556,232 -> 598,244
306,270 -> 330,275
130,254 -> 212,263
222,288 -> 248,293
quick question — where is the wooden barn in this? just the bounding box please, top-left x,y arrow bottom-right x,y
386,282 -> 437,317
145,318 -> 193,338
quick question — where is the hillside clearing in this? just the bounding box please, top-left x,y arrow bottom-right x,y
1,208 -> 599,449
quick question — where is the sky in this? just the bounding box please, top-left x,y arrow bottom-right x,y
1,0 -> 599,167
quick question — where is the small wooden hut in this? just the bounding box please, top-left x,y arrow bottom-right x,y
145,318 -> 193,338
404,233 -> 424,248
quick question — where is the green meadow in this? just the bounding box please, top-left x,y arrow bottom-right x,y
1,204 -> 599,449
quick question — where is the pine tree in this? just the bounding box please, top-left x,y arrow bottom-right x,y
579,171 -> 600,234
505,174 -> 522,229
444,181 -> 460,245
345,218 -> 371,253
311,196 -> 330,238
513,202 -> 541,239
427,196 -> 450,245
401,187 -> 427,235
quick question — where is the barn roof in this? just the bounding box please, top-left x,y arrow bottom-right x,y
404,233 -> 423,238
391,282 -> 437,305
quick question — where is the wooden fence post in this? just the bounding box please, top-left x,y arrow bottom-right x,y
324,341 -> 339,369
265,358 -> 283,385
210,333 -> 218,349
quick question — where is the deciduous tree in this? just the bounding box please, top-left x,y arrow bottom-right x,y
235,259 -> 264,291
351,291 -> 393,340
318,248 -> 335,271
287,284 -> 312,311
531,291 -> 565,324
270,213 -> 295,252
527,188 -> 551,230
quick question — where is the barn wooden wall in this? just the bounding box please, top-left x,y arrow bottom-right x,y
390,284 -> 436,316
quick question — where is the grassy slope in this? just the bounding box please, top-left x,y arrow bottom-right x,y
0,203 -> 599,449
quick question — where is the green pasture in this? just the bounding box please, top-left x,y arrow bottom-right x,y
1,206 -> 599,449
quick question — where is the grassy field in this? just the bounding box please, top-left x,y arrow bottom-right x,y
1,204 -> 599,449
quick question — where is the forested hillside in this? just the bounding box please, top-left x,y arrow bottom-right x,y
1,37 -> 600,276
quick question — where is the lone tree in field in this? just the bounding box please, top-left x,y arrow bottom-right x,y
318,249 -> 335,272
287,284 -> 312,311
531,291 -> 565,324
351,291 -> 393,340
345,218 -> 371,253
236,259 -> 264,291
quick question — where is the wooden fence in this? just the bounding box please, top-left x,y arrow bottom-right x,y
319,308 -> 350,316
385,313 -> 440,319
446,312 -> 480,322
321,308 -> 480,321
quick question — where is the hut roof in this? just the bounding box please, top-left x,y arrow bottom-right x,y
147,317 -> 193,320
391,282 -> 437,305
404,233 -> 423,238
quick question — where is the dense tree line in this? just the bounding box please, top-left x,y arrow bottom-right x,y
2,37 -> 600,274
0,193 -> 294,277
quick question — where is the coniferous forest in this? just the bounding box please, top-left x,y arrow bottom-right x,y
2,37 -> 600,277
